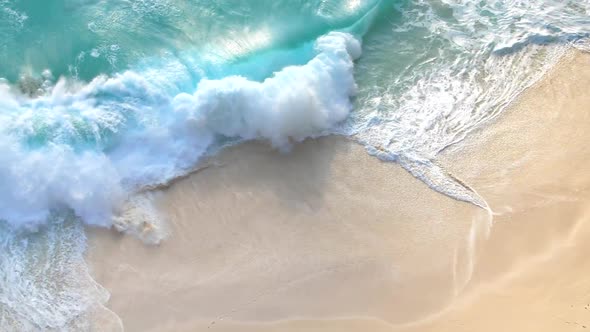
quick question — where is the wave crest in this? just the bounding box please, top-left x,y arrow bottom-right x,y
0,32 -> 361,229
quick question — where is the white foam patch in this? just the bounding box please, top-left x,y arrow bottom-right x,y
347,0 -> 586,208
171,32 -> 360,148
0,138 -> 125,229
0,32 -> 361,229
112,194 -> 169,245
0,215 -> 121,331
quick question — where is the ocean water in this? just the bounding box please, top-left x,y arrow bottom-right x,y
0,0 -> 589,329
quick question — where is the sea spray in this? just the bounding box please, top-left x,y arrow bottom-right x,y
0,32 -> 361,229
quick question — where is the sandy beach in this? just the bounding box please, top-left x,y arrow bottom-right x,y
86,50 -> 590,331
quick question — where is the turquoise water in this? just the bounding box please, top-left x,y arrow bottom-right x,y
0,0 -> 589,329
0,0 -> 379,82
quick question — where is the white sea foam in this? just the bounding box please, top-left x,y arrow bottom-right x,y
346,0 -> 588,207
0,32 -> 361,230
0,215 -> 122,331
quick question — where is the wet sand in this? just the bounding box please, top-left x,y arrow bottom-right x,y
87,50 -> 590,331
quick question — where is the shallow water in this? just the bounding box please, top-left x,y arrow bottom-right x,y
0,0 -> 589,329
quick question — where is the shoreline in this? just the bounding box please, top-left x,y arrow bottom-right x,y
87,136 -> 483,331
86,50 -> 590,331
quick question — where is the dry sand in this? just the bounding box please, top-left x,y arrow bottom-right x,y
87,50 -> 590,331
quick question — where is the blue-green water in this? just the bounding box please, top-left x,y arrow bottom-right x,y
0,0 -> 589,329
